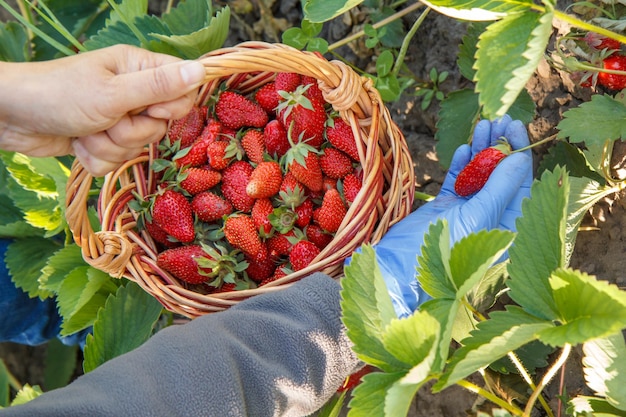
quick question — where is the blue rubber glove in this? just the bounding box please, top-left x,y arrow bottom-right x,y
372,115 -> 533,318
0,238 -> 89,347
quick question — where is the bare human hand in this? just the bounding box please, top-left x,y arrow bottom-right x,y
0,44 -> 207,176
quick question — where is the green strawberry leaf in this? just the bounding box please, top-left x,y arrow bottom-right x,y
57,266 -> 119,336
557,94 -> 626,146
569,396 -> 626,416
466,261 -> 509,314
0,21 -> 29,62
475,10 -> 553,119
582,332 -> 626,411
348,371 -> 406,417
421,0 -> 534,18
149,4 -> 230,59
538,268 -> 626,347
433,305 -> 554,391
0,360 -> 9,407
507,166 -> 569,321
302,0 -> 364,23
44,339 -> 78,391
435,89 -> 481,168
537,140 -> 605,183
5,237 -> 60,299
488,339 -> 552,375
83,282 -> 163,373
341,245 -> 408,371
457,22 -> 489,81
39,243 -> 86,293
0,152 -> 68,236
9,384 -> 43,407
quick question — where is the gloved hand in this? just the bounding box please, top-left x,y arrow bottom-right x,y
372,115 -> 533,318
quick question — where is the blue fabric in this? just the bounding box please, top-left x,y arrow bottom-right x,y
351,115 -> 534,318
0,238 -> 88,347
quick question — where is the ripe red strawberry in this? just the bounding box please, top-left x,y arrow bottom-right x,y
275,72 -> 302,93
251,198 -> 274,237
454,141 -> 512,197
245,250 -> 276,282
598,55 -> 626,90
157,245 -> 212,284
215,91 -> 269,130
224,214 -> 266,259
167,106 -> 206,148
260,263 -> 290,286
326,117 -> 360,161
337,365 -> 376,392
267,230 -> 297,259
151,189 -> 195,243
317,188 -> 347,233
255,82 -> 280,115
173,135 -> 212,168
301,75 -> 324,103
320,147 -> 354,179
144,220 -> 179,248
306,224 -> 333,250
342,172 -> 362,204
241,129 -> 265,164
206,139 -> 241,171
246,161 -> 282,199
221,161 -> 255,212
294,198 -> 313,228
264,119 -> 290,158
178,167 -> 221,195
287,151 -> 323,192
289,240 -> 320,271
192,191 -> 233,222
278,88 -> 327,148
322,176 -> 338,192
584,32 -> 621,52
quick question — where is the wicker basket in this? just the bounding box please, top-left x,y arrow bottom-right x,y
65,42 -> 415,318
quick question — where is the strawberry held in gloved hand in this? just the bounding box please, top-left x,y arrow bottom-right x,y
363,115 -> 533,318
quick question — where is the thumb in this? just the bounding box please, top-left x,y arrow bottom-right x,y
114,60 -> 206,111
462,152 -> 532,224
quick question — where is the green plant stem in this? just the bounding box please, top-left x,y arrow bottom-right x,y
23,0 -> 86,52
106,0 -> 150,48
457,379 -> 524,416
511,134 -> 559,154
507,352 -> 555,417
16,0 -> 34,40
392,7 -> 430,77
414,190 -> 435,201
523,344 -> 572,417
1,359 -> 22,392
328,2 -> 424,51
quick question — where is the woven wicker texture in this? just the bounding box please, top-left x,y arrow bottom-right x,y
65,42 -> 415,318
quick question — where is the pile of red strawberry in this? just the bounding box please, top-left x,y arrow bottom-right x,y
132,72 -> 364,293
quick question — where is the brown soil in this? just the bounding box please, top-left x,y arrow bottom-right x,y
1,2 -> 624,416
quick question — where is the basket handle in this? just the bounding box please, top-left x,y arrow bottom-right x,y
65,159 -> 134,278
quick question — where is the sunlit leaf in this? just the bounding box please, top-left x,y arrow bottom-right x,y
303,0 -> 364,23
582,332 -> 626,410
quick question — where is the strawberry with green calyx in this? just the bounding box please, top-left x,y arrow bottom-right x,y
194,242 -> 250,289
454,139 -> 512,197
316,188 -> 347,233
251,198 -> 275,237
325,117 -> 360,161
260,263 -> 291,286
301,75 -> 324,103
156,244 -> 213,284
281,126 -> 324,192
289,240 -> 320,271
223,214 -> 267,259
267,230 -> 297,260
276,84 -> 327,148
268,206 -> 298,234
151,189 -> 196,243
206,137 -> 244,171
598,54 -> 626,90
246,160 -> 282,199
215,91 -> 269,130
192,191 -> 233,222
221,160 -> 255,212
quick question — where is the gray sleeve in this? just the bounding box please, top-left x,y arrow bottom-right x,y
1,273 -> 360,417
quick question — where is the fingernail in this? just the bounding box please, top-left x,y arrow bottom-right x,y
179,60 -> 205,86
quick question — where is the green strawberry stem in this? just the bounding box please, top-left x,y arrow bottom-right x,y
414,191 -> 435,202
508,133 -> 558,154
